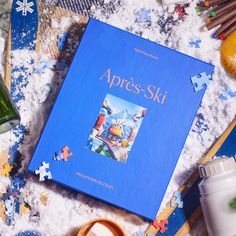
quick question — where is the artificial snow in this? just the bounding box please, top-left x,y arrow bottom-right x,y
0,0 -> 235,235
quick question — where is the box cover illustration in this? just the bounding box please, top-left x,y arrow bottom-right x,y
86,93 -> 146,163
28,18 -> 214,220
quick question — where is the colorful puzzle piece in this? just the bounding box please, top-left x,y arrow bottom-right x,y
136,9 -> 151,23
191,72 -> 212,92
0,201 -> 6,223
5,196 -> 15,226
58,32 -> 69,51
175,5 -> 187,17
0,163 -> 13,177
152,219 -> 168,233
0,151 -> 8,164
219,88 -> 236,101
35,162 -> 52,181
15,231 -> 42,236
188,39 -> 201,48
53,151 -> 63,161
170,191 -> 184,208
19,203 -> 30,215
39,192 -> 49,206
0,151 -> 12,177
62,146 -> 73,161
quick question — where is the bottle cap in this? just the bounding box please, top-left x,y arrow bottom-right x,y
199,157 -> 236,178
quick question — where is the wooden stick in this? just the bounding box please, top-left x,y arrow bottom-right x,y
206,9 -> 236,30
219,23 -> 236,39
208,0 -> 232,5
211,0 -> 236,16
207,7 -> 235,24
212,17 -> 236,38
204,0 -> 231,7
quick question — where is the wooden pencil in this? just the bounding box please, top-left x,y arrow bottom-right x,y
207,0 -> 232,5
208,7 -> 235,23
204,0 -> 232,7
210,0 -> 236,16
206,9 -> 236,30
212,17 -> 236,38
219,23 -> 236,39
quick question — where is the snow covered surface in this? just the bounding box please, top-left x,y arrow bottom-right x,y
0,0 -> 235,235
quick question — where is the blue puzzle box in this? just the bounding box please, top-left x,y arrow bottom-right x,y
28,18 -> 214,220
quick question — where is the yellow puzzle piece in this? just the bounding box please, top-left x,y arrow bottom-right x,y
0,151 -> 13,176
0,201 -> 6,223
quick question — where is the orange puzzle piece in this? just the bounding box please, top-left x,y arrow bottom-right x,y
0,201 -> 6,223
62,146 -> 73,161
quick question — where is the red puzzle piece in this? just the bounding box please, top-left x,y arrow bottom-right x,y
152,219 -> 168,234
62,146 -> 73,161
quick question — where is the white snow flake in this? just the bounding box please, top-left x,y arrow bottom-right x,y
16,0 -> 34,16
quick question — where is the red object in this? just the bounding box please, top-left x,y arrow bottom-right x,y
219,33 -> 225,40
95,114 -> 105,130
152,219 -> 168,233
175,5 -> 187,17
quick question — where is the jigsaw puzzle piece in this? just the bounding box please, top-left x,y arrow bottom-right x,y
58,32 -> 69,51
191,72 -> 212,92
170,191 -> 184,208
189,39 -> 201,48
53,151 -> 63,161
153,219 -> 168,233
0,201 -> 6,223
15,231 -> 42,236
5,196 -> 15,226
35,162 -> 52,181
62,146 -> 73,161
0,163 -> 13,177
136,9 -> 151,23
20,202 -> 30,215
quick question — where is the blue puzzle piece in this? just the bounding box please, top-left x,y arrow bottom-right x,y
225,88 -> 236,97
219,88 -> 236,101
15,201 -> 20,214
12,177 -> 25,190
58,32 -> 69,51
219,94 -> 228,101
170,191 -> 183,208
15,231 -> 42,236
53,151 -> 63,161
5,196 -> 15,226
136,9 -> 151,23
188,39 -> 201,48
190,72 -> 212,92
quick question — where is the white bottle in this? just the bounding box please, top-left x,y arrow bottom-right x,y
198,157 -> 236,236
